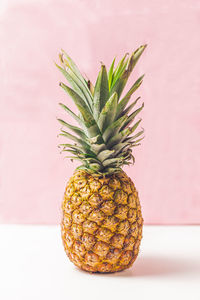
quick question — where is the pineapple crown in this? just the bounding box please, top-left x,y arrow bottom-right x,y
56,45 -> 146,175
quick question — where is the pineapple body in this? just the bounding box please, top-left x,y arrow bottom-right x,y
61,170 -> 143,273
57,46 -> 147,273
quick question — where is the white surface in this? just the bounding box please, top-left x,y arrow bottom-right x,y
0,225 -> 200,300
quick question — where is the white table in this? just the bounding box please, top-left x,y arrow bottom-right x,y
0,225 -> 199,300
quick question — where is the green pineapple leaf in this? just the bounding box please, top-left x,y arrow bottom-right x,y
98,92 -> 118,132
62,149 -> 82,156
90,143 -> 107,155
110,44 -> 147,99
116,75 -> 144,118
130,129 -> 144,141
132,137 -> 144,144
120,97 -> 141,117
102,157 -> 123,167
57,119 -> 87,139
125,134 -> 144,144
59,143 -> 85,153
56,63 -> 92,109
123,119 -> 143,142
60,83 -> 101,137
59,103 -> 85,127
93,65 -> 109,120
61,50 -> 91,93
121,104 -> 144,130
59,143 -> 97,158
108,57 -> 115,89
112,142 -> 131,155
102,115 -> 127,142
88,163 -> 102,172
102,167 -> 122,174
111,53 -> 129,89
107,127 -> 131,148
97,150 -> 115,162
63,156 -> 85,163
87,134 -> 107,154
59,130 -> 90,149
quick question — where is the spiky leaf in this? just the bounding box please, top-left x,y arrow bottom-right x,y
121,104 -> 144,130
110,45 -> 147,98
111,53 -> 129,89
60,83 -> 101,137
97,150 -> 115,162
108,57 -> 115,89
116,75 -> 144,118
102,115 -> 127,142
93,65 -> 109,119
57,119 -> 86,139
120,97 -> 141,117
59,130 -> 90,150
98,92 -> 118,132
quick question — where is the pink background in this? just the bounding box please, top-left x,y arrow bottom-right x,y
0,0 -> 200,224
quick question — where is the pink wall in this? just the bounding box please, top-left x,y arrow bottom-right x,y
0,0 -> 200,224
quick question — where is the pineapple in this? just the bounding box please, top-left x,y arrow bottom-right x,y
56,45 -> 146,273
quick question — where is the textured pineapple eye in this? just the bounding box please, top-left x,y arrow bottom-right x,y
89,180 -> 102,192
96,228 -> 113,243
64,232 -> 74,248
117,220 -> 130,235
106,248 -> 121,263
119,251 -> 132,265
65,186 -> 75,197
71,193 -> 82,207
72,210 -> 85,224
93,241 -> 109,257
71,223 -> 83,239
88,194 -> 103,207
82,220 -> 98,234
88,209 -> 105,224
102,216 -> 119,231
124,236 -> 135,250
73,241 -> 86,257
121,182 -> 132,195
64,201 -> 74,214
114,190 -> 128,205
128,209 -> 137,223
128,194 -> 137,208
130,223 -> 139,238
115,205 -> 128,220
74,179 -> 87,190
99,185 -> 114,200
85,252 -> 99,267
100,200 -> 116,215
97,262 -> 112,273
110,234 -> 125,249
82,233 -> 96,250
137,215 -> 143,226
80,186 -> 91,199
109,178 -> 121,190
134,239 -> 141,256
63,214 -> 72,228
79,202 -> 92,216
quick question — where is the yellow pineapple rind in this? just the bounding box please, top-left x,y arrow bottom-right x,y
61,170 -> 143,273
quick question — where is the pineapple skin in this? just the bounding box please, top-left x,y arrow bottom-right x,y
61,170 -> 143,273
